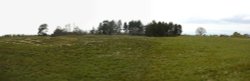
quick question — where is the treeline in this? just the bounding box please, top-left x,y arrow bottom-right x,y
218,32 -> 250,38
81,20 -> 182,37
90,20 -> 146,35
37,23 -> 88,37
36,20 -> 183,37
2,20 -> 250,38
194,27 -> 250,38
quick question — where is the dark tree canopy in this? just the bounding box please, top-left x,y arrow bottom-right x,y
52,26 -> 64,36
90,27 -> 97,34
123,22 -> 129,34
145,21 -> 182,37
38,24 -> 48,36
97,20 -> 122,35
90,20 -> 182,37
128,20 -> 144,35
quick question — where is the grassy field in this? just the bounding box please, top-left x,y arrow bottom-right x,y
0,35 -> 250,81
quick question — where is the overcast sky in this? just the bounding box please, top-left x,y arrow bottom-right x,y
0,0 -> 250,35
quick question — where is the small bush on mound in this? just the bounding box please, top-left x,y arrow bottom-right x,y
220,34 -> 230,37
231,32 -> 249,38
232,32 -> 242,37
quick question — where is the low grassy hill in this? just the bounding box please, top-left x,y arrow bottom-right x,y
0,35 -> 250,81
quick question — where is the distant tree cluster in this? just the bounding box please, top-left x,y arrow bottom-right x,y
90,20 -> 182,36
145,21 -> 182,36
52,24 -> 87,36
94,20 -> 122,35
36,20 -> 183,37
91,20 -> 145,35
127,20 -> 144,35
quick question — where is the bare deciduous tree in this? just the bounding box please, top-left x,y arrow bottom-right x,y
196,27 -> 206,36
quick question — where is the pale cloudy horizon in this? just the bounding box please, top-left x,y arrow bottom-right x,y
0,0 -> 250,35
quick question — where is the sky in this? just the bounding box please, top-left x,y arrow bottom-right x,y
0,0 -> 250,35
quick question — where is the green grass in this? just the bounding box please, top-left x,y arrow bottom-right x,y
0,35 -> 250,81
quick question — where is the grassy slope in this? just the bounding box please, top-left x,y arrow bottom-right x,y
148,37 -> 250,81
0,35 -> 250,81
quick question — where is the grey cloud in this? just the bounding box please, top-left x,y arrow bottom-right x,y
185,15 -> 250,24
222,15 -> 250,24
